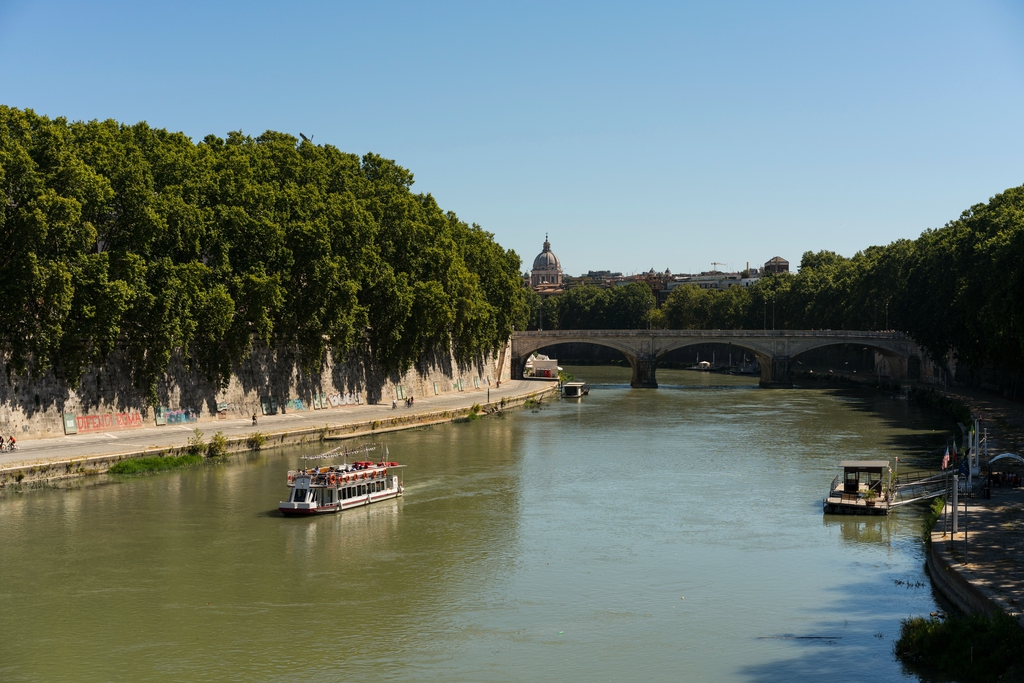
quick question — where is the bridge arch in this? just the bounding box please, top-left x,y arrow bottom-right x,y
510,330 -> 920,389
652,338 -> 780,387
788,339 -> 917,381
510,337 -> 646,385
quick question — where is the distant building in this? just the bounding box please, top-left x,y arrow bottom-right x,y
763,256 -> 789,274
584,270 -> 622,280
531,235 -> 563,288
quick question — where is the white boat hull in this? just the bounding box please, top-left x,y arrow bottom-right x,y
279,473 -> 402,516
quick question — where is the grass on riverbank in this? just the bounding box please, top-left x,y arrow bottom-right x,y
894,611 -> 1024,683
107,454 -> 204,475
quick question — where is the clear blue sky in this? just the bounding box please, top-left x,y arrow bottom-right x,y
3,1 -> 1023,276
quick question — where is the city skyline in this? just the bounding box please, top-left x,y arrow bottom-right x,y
526,234 -> 782,278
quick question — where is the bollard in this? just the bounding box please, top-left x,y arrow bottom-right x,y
952,474 -> 959,535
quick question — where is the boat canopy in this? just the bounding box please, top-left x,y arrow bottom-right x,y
838,460 -> 890,471
989,453 -> 1024,468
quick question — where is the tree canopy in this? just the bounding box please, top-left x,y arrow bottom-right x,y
532,283 -> 656,330
0,106 -> 531,401
655,187 -> 1024,375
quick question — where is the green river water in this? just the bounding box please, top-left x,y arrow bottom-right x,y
0,367 -> 953,682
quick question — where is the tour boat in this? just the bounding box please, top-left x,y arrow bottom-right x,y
279,460 -> 403,516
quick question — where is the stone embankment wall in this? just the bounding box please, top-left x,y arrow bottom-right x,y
927,537 -> 1002,617
0,339 -> 513,440
0,382 -> 555,488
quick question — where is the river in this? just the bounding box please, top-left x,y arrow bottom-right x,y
0,366 -> 953,682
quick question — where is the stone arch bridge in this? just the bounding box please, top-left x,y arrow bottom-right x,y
511,330 -> 924,388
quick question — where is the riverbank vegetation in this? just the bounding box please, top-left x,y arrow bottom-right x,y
0,106 -> 530,401
107,453 -> 204,475
907,387 -> 973,425
922,496 -> 945,543
894,611 -> 1024,683
107,428 -> 229,475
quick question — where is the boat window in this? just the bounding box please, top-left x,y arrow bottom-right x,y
293,488 -> 306,502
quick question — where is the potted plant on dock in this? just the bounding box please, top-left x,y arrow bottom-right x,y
864,489 -> 878,507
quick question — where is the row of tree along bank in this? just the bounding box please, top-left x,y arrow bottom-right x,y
0,106 -> 532,403
528,185 -> 1024,397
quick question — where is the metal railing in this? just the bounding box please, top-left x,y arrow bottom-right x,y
514,329 -> 911,340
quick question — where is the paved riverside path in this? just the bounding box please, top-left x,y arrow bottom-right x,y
0,379 -> 557,470
930,487 -> 1024,623
920,384 -> 1024,623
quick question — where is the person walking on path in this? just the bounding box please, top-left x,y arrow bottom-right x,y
252,413 -> 258,426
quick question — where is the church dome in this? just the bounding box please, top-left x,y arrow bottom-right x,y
532,237 -> 561,271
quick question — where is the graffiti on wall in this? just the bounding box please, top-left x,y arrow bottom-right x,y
75,411 -> 144,432
326,392 -> 361,407
164,408 -> 198,424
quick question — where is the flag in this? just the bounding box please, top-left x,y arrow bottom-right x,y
942,447 -> 950,470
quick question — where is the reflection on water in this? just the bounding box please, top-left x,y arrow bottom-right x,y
0,365 -> 954,682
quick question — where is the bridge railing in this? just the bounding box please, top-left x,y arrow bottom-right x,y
514,329 -> 911,340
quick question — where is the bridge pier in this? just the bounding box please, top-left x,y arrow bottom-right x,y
908,355 -> 921,381
630,356 -> 658,388
511,356 -> 526,381
760,356 -> 792,389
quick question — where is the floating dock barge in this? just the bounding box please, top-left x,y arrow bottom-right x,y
823,460 -> 947,515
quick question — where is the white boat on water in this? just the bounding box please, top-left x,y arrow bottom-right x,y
279,459 -> 403,516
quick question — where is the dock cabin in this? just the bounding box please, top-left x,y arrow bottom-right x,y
561,382 -> 589,398
823,460 -> 891,515
528,357 -> 560,378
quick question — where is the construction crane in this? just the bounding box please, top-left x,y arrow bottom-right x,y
711,262 -> 726,271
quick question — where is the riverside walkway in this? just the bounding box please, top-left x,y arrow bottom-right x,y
929,488 -> 1024,625
0,379 -> 558,477
922,385 -> 1024,626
